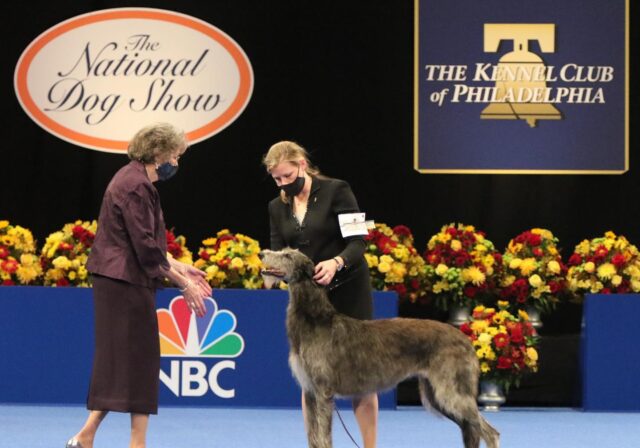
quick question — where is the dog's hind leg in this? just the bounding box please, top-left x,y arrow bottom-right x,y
304,391 -> 334,448
418,376 -> 499,448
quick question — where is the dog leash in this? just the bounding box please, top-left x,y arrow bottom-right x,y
334,404 -> 361,448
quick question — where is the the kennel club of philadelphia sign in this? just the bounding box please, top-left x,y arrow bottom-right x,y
14,8 -> 253,152
414,0 -> 629,174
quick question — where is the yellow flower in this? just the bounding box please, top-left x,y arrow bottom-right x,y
518,309 -> 530,321
477,332 -> 493,344
547,260 -> 561,275
527,347 -> 539,362
519,258 -> 538,276
611,275 -> 623,287
590,281 -> 604,293
584,261 -> 595,273
450,240 -> 462,251
528,274 -> 543,288
492,311 -> 507,325
432,280 -> 448,294
501,275 -> 515,287
596,263 -> 616,280
52,256 -> 71,270
509,258 -> 522,269
68,271 -> 77,281
364,253 -> 378,268
470,320 -> 488,333
631,279 -> 640,292
462,266 -> 485,286
0,220 -> 9,229
497,300 -> 509,309
480,362 -> 491,373
435,264 -> 448,276
378,262 -> 391,274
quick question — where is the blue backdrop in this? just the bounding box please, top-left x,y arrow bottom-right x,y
0,287 -> 397,409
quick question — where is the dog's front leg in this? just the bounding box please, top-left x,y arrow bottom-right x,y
304,390 -> 334,448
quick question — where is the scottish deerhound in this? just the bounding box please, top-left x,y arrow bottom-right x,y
260,248 -> 499,448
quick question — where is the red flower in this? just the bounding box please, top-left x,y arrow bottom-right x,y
459,322 -> 472,335
0,246 -> 9,259
548,280 -> 564,294
199,250 -> 210,260
496,356 -> 513,370
1,259 -> 19,274
56,278 -> 70,287
410,279 -> 421,290
494,333 -> 509,348
594,245 -> 609,261
568,253 -> 582,266
464,286 -> 478,298
508,323 -> 524,343
611,253 -> 626,269
393,283 -> 408,298
393,225 -> 412,238
528,233 -> 542,246
2,279 -> 15,286
446,227 -> 458,236
532,248 -> 543,257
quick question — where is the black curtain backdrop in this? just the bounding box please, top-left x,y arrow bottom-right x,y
3,0 -> 638,281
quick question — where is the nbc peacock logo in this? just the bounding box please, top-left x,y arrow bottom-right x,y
157,296 -> 244,398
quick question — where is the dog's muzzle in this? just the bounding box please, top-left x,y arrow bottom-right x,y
260,268 -> 286,289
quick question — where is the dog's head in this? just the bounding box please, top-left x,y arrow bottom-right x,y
259,248 -> 315,288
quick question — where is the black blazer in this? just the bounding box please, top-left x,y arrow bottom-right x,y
268,176 -> 368,288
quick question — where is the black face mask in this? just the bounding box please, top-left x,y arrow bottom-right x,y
280,169 -> 305,197
156,162 -> 179,181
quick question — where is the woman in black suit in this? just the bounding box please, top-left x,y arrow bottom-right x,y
263,140 -> 378,448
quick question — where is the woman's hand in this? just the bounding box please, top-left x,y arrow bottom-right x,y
183,263 -> 213,297
181,281 -> 208,317
313,259 -> 339,286
167,259 -> 212,317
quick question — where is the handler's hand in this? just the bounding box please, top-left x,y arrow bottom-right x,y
313,259 -> 338,286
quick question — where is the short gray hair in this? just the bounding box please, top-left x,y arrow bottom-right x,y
127,123 -> 187,163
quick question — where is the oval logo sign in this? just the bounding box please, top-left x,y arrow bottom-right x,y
14,8 -> 253,153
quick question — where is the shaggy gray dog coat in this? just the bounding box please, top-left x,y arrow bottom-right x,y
260,248 -> 499,448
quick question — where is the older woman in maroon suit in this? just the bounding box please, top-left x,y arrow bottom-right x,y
66,123 -> 211,448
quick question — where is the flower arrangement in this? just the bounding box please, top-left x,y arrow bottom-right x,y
40,220 -> 97,287
166,228 -> 193,264
499,228 -> 567,313
193,229 -> 263,289
566,231 -> 640,299
423,223 -> 501,310
460,301 -> 539,392
0,220 -> 42,285
364,223 -> 428,302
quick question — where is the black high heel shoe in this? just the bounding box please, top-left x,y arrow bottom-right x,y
65,438 -> 83,448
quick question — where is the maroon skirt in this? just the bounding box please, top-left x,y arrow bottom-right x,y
87,275 -> 160,414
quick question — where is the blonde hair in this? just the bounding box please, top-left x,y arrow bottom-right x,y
262,141 -> 321,203
262,141 -> 320,174
127,123 -> 187,163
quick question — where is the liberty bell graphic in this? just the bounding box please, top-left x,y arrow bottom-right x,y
481,24 -> 562,127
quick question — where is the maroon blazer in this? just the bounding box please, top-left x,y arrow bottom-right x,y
87,161 -> 170,288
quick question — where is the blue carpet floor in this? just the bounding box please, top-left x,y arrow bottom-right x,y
1,404 -> 639,447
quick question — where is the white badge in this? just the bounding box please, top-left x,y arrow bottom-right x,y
338,213 -> 369,237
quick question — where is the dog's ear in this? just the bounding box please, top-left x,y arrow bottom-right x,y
287,253 -> 315,283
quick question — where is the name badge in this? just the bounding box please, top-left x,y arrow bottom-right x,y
338,213 -> 370,237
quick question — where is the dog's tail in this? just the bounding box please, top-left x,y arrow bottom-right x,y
418,376 -> 500,448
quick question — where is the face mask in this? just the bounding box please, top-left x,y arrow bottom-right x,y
155,162 -> 178,181
280,168 -> 305,197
